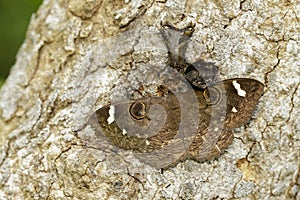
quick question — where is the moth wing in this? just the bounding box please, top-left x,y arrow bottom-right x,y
187,78 -> 264,162
188,128 -> 234,162
94,95 -> 183,153
212,78 -> 264,129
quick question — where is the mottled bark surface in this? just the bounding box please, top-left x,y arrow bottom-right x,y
0,0 -> 299,199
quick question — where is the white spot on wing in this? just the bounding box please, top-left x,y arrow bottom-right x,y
232,107 -> 238,113
107,105 -> 115,124
122,129 -> 127,135
232,80 -> 246,97
145,140 -> 150,145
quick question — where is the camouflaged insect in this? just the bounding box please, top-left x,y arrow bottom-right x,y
86,22 -> 264,169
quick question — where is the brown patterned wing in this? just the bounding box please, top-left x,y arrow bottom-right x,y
189,78 -> 264,161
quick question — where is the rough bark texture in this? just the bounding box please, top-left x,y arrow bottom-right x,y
0,0 -> 299,199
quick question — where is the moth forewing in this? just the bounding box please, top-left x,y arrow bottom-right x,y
221,78 -> 265,129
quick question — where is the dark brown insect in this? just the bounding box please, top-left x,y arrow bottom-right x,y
84,22 -> 264,169
92,78 -> 264,169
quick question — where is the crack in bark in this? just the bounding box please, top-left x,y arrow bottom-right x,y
118,0 -> 155,28
25,41 -> 48,88
263,44 -> 280,88
286,81 -> 300,123
0,138 -> 13,189
127,169 -> 145,189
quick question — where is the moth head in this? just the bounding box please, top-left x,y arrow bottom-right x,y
184,61 -> 221,90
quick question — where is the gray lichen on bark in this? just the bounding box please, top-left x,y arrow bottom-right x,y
0,0 -> 299,199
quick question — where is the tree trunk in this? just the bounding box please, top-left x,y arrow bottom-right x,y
0,0 -> 299,199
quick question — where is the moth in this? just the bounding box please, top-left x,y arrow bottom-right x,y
87,23 -> 264,169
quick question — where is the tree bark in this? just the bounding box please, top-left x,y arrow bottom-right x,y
0,0 -> 299,199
